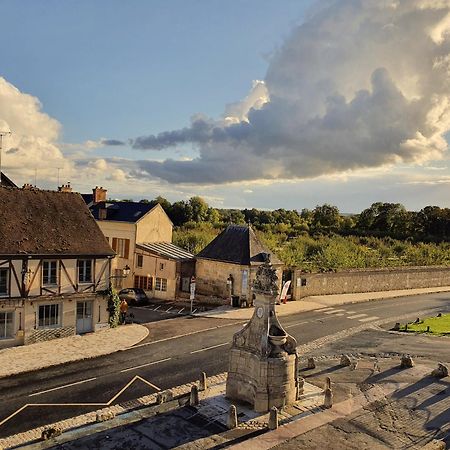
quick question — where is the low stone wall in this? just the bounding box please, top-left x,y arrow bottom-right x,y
292,266 -> 450,299
24,326 -> 76,345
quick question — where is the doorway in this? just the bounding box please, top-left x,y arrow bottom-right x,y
76,301 -> 93,334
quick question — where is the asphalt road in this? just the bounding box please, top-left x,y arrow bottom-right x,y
1,292 -> 449,438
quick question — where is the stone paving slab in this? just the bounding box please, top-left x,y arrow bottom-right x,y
195,286 -> 450,320
0,324 -> 149,379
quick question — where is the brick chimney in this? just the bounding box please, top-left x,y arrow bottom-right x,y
92,186 -> 107,204
58,182 -> 73,193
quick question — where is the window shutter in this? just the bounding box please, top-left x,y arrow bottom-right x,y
112,238 -> 118,252
124,239 -> 130,259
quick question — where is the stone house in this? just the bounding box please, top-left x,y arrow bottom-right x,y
196,225 -> 283,304
82,187 -> 194,299
0,186 -> 114,349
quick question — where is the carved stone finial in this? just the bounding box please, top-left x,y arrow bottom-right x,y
252,260 -> 279,296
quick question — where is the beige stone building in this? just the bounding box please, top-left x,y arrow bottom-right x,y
196,225 -> 283,304
83,187 -> 194,299
0,186 -> 114,349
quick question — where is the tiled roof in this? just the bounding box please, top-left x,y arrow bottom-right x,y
196,225 -> 282,266
0,187 -> 114,256
0,172 -> 17,188
86,201 -> 156,223
137,242 -> 194,260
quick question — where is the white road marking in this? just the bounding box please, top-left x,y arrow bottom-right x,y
347,314 -> 368,319
358,316 -> 379,322
192,308 -> 198,314
324,309 -> 345,314
318,307 -> 335,312
28,377 -> 98,397
120,358 -> 172,373
166,306 -> 173,312
177,308 -> 185,314
154,305 -> 161,311
132,321 -> 246,349
333,313 -> 345,316
190,342 -> 229,354
285,320 -> 309,328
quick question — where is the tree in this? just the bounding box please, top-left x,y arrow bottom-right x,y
311,204 -> 341,233
189,196 -> 209,222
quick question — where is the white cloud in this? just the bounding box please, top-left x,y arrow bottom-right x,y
131,0 -> 450,185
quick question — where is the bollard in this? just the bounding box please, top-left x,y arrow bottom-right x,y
268,406 -> 279,430
431,363 -> 448,379
340,354 -> 352,367
297,376 -> 305,398
190,385 -> 199,406
227,404 -> 238,429
307,357 -> 316,369
324,376 -> 331,391
199,372 -> 208,391
324,388 -> 333,409
400,354 -> 414,369
393,322 -> 401,331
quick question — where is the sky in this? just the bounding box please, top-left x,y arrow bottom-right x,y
1,0 -> 450,213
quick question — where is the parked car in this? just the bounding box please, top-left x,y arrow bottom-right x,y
118,288 -> 149,306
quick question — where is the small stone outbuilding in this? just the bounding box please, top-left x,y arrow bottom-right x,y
196,225 -> 283,304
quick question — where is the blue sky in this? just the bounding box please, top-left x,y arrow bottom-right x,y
2,1 -> 310,144
1,1 -> 450,212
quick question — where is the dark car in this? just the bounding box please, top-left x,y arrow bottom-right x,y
118,288 -> 149,306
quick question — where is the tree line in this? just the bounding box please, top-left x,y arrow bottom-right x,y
141,196 -> 450,243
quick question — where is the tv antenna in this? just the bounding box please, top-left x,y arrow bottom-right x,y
0,130 -> 11,184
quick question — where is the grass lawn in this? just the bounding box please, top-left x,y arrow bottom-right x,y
401,313 -> 450,336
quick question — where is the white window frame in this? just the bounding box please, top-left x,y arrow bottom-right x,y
42,260 -> 58,286
155,277 -> 167,292
0,311 -> 14,339
0,268 -> 9,297
117,239 -> 127,258
38,303 -> 62,329
78,259 -> 93,284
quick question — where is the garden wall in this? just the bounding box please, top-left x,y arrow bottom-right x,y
292,266 -> 450,299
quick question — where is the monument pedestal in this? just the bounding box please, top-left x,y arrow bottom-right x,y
226,262 -> 299,413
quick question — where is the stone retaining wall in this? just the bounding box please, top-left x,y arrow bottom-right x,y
293,266 -> 450,299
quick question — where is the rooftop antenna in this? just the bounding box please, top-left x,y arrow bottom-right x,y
0,130 -> 11,184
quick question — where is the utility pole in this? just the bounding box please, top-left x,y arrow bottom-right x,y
0,130 -> 11,184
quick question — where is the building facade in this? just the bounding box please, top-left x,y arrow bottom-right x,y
83,187 -> 194,299
196,225 -> 283,304
0,186 -> 114,348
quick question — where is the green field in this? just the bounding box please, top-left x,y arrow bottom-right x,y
401,314 -> 450,336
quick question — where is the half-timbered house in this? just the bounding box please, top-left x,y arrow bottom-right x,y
0,186 -> 115,348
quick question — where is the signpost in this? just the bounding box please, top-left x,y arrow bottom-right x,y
190,276 -> 196,315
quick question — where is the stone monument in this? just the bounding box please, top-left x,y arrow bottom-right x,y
226,257 -> 299,412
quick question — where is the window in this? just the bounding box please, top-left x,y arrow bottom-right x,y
38,304 -> 61,328
0,312 -> 13,338
134,275 -> 152,290
78,260 -> 93,283
0,268 -> 8,296
113,269 -> 123,289
159,263 -> 165,270
301,278 -> 307,286
42,261 -> 58,286
112,238 -> 130,259
136,254 -> 144,268
155,277 -> 167,292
